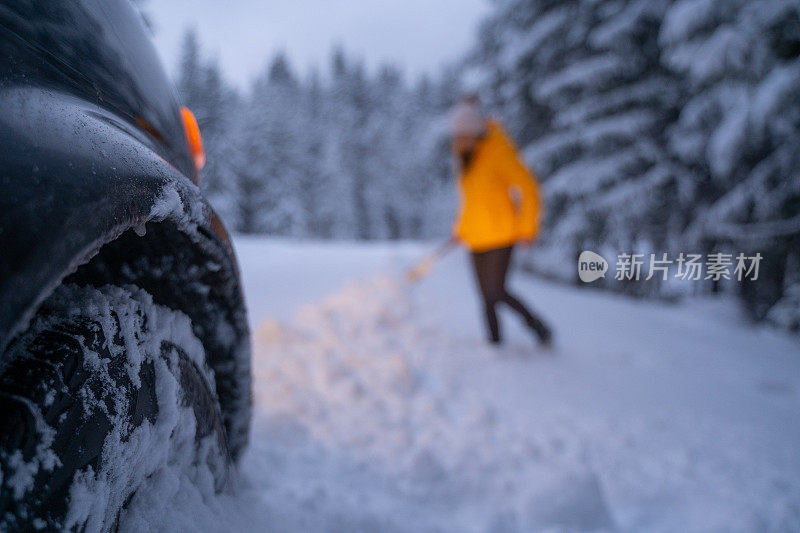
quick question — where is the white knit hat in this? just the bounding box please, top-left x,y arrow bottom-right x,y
451,97 -> 486,137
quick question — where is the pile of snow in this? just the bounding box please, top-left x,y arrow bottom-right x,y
245,275 -> 613,532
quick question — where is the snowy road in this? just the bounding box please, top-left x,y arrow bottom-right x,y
150,238 -> 800,532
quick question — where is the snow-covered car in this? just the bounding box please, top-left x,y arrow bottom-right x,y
0,1 -> 251,529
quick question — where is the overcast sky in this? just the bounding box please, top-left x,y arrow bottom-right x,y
145,0 -> 489,89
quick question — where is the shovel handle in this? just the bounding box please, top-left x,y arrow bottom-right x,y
406,239 -> 457,282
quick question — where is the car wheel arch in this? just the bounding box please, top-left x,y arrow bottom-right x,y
0,87 -> 251,458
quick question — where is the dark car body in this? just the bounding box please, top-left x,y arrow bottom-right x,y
0,0 -> 250,465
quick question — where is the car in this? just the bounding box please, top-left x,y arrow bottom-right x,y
0,0 -> 251,529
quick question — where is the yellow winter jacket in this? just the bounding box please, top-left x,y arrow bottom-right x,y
453,120 -> 541,252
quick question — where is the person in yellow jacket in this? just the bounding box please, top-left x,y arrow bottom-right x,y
450,95 -> 552,347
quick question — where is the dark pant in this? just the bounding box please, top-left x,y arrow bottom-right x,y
471,246 -> 549,343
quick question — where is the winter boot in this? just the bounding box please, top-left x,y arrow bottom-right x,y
528,316 -> 552,347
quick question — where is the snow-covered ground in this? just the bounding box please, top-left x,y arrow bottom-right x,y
160,237 -> 800,532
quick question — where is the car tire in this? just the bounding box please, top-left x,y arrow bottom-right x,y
0,283 -> 231,531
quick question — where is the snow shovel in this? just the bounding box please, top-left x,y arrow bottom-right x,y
406,240 -> 456,283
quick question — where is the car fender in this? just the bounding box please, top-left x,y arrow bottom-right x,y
0,85 -> 197,349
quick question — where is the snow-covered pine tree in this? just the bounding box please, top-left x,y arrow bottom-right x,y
176,29 -> 203,110
239,53 -> 307,235
659,0 -> 800,321
309,49 -> 358,239
412,72 -> 460,240
295,69 -> 331,238
330,50 -> 376,239
197,61 -> 239,228
367,65 -> 405,239
176,29 -> 240,229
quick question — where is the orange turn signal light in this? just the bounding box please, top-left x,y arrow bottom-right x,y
180,105 -> 206,172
